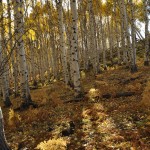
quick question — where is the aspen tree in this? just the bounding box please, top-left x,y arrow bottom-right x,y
88,0 -> 99,74
120,0 -> 133,65
0,35 -> 12,107
99,15 -> 107,69
114,1 -> 121,64
144,0 -> 150,66
56,0 -> 69,84
70,0 -> 81,94
13,0 -> 32,104
47,1 -> 59,79
0,108 -> 11,150
130,0 -> 137,72
0,0 -> 11,107
7,0 -> 19,96
119,0 -> 128,64
0,1 -> 10,93
107,16 -> 113,64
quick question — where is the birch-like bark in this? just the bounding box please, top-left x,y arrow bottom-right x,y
120,0 -> 132,65
47,1 -> 59,79
88,0 -> 99,74
107,16 -> 113,63
0,0 -> 10,88
119,0 -> 127,64
0,0 -> 11,107
29,40 -> 36,81
7,0 -> 18,95
70,0 -> 81,93
130,0 -> 137,72
0,8 -> 10,94
144,0 -> 150,66
50,31 -> 58,79
79,4 -> 89,70
114,1 -> 121,64
0,107 -> 11,150
83,16 -> 89,70
0,36 -> 12,107
13,0 -> 32,102
56,0 -> 69,84
66,25 -> 74,83
99,15 -> 107,69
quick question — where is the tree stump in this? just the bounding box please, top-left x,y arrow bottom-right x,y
0,107 -> 11,150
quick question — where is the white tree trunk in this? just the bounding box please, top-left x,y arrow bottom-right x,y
0,16 -> 10,96
0,36 -> 12,107
144,0 -> 150,66
13,0 -> 31,102
88,0 -> 99,74
7,0 -> 18,96
56,0 -> 69,84
70,0 -> 81,93
0,108 -> 11,150
0,0 -> 11,107
130,0 -> 137,72
114,2 -> 121,64
107,16 -> 113,63
120,0 -> 132,65
99,14 -> 107,69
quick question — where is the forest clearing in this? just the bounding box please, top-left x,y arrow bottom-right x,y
0,0 -> 150,150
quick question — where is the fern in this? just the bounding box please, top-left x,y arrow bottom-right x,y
36,138 -> 67,150
8,109 -> 21,127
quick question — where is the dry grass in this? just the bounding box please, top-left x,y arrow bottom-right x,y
8,108 -> 21,128
141,78 -> 150,107
36,138 -> 67,150
1,65 -> 150,150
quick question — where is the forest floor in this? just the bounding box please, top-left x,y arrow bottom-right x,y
1,65 -> 150,150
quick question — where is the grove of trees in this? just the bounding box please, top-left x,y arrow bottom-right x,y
0,0 -> 150,148
0,0 -> 149,106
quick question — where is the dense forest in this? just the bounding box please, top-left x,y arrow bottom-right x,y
0,0 -> 150,149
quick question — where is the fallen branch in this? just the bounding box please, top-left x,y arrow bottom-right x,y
114,92 -> 135,98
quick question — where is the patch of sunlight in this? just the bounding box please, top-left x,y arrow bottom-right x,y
102,0 -> 106,4
100,67 -> 104,71
81,70 -> 86,79
111,141 -> 132,149
36,138 -> 67,150
93,103 -> 105,111
53,79 -> 57,82
104,133 -> 124,142
134,0 -> 142,4
126,121 -> 134,128
97,118 -> 116,133
122,119 -> 135,129
8,109 -> 21,127
82,118 -> 91,124
88,88 -> 101,102
107,66 -> 115,71
96,112 -> 107,121
89,88 -> 97,93
82,109 -> 92,118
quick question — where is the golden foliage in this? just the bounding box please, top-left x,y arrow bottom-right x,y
8,109 -> 21,128
36,138 -> 67,150
88,88 -> 101,101
81,71 -> 86,79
